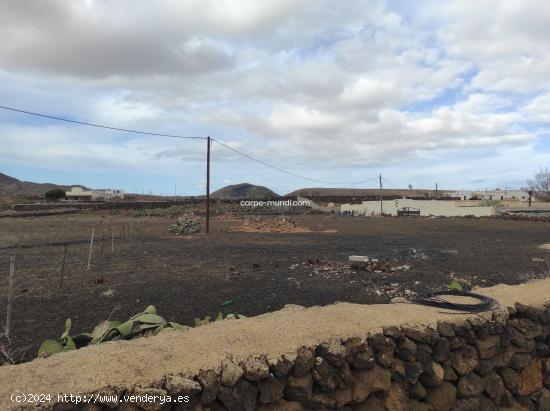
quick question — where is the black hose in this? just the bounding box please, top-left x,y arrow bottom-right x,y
409,290 -> 499,313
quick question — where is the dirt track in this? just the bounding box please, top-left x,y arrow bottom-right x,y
1,213 -> 550,361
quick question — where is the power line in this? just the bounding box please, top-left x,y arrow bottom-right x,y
212,138 -> 379,185
0,105 -> 206,140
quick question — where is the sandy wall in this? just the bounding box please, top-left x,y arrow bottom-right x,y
0,279 -> 549,410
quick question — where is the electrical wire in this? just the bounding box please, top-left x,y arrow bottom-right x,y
409,290 -> 499,313
212,138 -> 381,185
0,105 -> 206,140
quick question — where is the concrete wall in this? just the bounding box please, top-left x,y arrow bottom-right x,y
341,199 -> 495,217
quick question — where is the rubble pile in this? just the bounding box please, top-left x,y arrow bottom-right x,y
168,216 -> 201,235
227,216 -> 311,233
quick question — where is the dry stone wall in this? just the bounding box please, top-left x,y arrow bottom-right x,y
48,301 -> 550,411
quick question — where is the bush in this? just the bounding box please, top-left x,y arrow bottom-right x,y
45,188 -> 66,202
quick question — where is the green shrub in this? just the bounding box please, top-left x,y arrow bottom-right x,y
45,188 -> 66,202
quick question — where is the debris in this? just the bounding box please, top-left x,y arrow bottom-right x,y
226,216 -> 311,233
349,255 -> 371,262
95,277 -> 104,285
532,257 -> 545,262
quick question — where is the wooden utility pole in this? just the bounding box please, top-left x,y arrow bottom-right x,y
435,182 -> 438,198
379,173 -> 383,215
87,228 -> 94,271
206,136 -> 211,234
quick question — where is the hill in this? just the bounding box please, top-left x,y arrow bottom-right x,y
0,172 -> 78,199
288,187 -> 442,197
211,183 -> 279,199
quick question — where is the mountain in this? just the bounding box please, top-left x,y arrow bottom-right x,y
211,183 -> 279,200
0,172 -> 79,199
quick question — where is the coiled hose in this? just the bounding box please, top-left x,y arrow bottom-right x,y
409,290 -> 499,313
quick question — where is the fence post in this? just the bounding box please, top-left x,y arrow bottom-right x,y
6,254 -> 15,337
87,228 -> 95,271
59,244 -> 67,289
111,227 -> 114,253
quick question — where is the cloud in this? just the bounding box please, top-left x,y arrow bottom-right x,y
0,0 -> 548,192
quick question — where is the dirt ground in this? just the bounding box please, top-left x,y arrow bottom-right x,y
1,212 -> 550,362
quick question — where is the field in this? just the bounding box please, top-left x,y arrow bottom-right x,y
1,211 -> 550,361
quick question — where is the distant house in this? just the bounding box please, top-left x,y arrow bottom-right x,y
65,186 -> 124,201
448,189 -> 528,202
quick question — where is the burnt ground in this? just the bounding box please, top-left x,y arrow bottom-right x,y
1,212 -> 550,361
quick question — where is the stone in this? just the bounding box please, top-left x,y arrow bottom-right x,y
217,378 -> 258,411
384,383 -> 409,411
516,358 -> 543,396
396,338 -> 417,362
483,372 -> 504,402
451,398 -> 480,411
165,375 -> 202,396
317,340 -> 347,366
443,364 -> 458,382
510,318 -> 544,339
352,395 -> 386,411
336,362 -> 355,387
419,361 -> 445,388
456,372 -> 484,398
285,374 -> 313,401
401,325 -> 437,344
242,356 -> 270,382
351,346 -> 375,369
536,342 -> 550,357
197,370 -> 220,405
500,368 -> 519,392
391,357 -> 406,383
475,335 -> 500,360
369,334 -> 396,353
416,343 -> 434,364
495,346 -> 516,367
409,400 -> 434,411
130,387 -> 170,411
221,358 -> 244,386
312,357 -> 339,392
270,356 -> 293,377
344,337 -> 366,361
510,353 -> 532,370
293,347 -> 315,376
437,322 -> 455,338
258,399 -> 303,411
384,326 -> 404,340
258,377 -> 284,404
449,345 -> 479,376
475,356 -> 497,376
410,381 -> 427,400
425,382 -> 457,411
375,350 -> 395,368
432,338 -> 450,362
405,362 -> 424,384
479,395 -> 498,411
351,366 -> 391,403
537,388 -> 550,411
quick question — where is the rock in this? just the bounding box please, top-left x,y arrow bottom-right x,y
457,372 -> 484,398
475,356 -> 497,376
401,325 -> 436,344
352,395 -> 386,411
317,340 -> 347,366
416,343 -> 433,364
516,358 -> 543,396
369,334 -> 396,353
432,338 -> 450,362
396,338 -> 417,362
450,345 -> 479,376
478,395 -> 498,411
221,358 -> 244,386
258,399 -> 303,411
258,376 -> 284,403
437,322 -> 455,338
475,335 -> 500,360
270,356 -> 293,377
242,356 -> 270,382
410,381 -> 427,400
197,370 -> 220,405
425,382 -> 457,411
384,326 -> 404,340
312,357 -> 339,391
451,398 -> 480,411
483,372 -> 504,402
420,362 -> 445,388
391,357 -> 406,383
351,346 -> 375,369
409,399 -> 434,411
500,368 -> 519,392
351,366 -> 391,403
293,347 -> 315,376
130,387 -> 169,411
285,374 -> 312,401
165,375 -> 202,396
384,383 -> 409,411
218,378 -> 258,411
510,353 -> 532,370
443,364 -> 458,382
537,342 -> 550,357
375,350 -> 395,368
405,362 -> 424,384
510,318 -> 544,339
537,388 -> 550,411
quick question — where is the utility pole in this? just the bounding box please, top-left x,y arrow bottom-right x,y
206,136 -> 211,234
379,173 -> 383,215
435,182 -> 438,199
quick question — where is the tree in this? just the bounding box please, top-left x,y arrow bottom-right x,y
527,167 -> 550,201
45,188 -> 66,202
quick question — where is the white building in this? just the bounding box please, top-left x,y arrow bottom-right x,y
341,199 -> 495,217
66,187 -> 125,201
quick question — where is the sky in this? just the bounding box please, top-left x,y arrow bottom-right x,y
0,0 -> 549,195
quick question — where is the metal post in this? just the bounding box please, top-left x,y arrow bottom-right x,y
59,244 -> 67,289
206,136 -> 211,234
6,254 -> 15,337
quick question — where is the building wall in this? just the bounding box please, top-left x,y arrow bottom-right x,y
341,199 -> 495,217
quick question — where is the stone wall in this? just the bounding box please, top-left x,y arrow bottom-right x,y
2,281 -> 550,411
